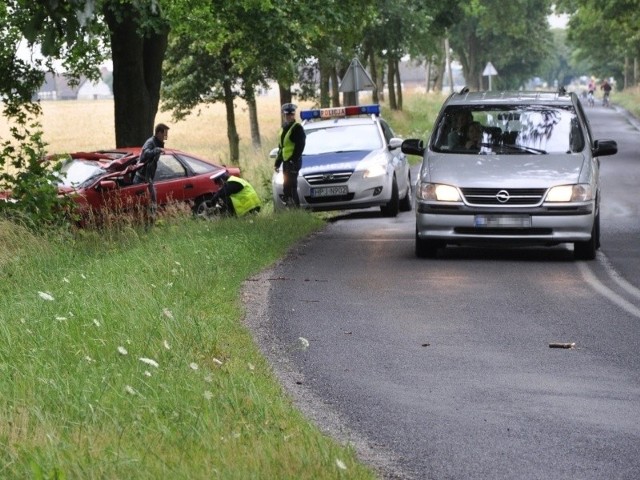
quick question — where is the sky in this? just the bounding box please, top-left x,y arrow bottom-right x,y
548,13 -> 569,29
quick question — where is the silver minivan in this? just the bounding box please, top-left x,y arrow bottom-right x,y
401,89 -> 617,259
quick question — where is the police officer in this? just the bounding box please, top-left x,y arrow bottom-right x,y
209,172 -> 261,217
134,123 -> 169,217
274,103 -> 306,207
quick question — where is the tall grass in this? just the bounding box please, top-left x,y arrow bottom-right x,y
0,213 -> 382,479
609,86 -> 640,117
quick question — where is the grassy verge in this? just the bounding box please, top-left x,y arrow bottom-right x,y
0,92 -> 446,478
611,86 -> 640,117
0,212 -> 383,479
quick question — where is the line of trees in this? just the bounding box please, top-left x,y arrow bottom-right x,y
2,0 -> 639,226
557,0 -> 640,89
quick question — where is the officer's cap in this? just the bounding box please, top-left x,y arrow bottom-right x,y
281,103 -> 297,114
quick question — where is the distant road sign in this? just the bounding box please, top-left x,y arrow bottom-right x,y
339,58 -> 375,92
483,62 -> 498,76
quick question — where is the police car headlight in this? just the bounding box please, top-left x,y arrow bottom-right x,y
546,184 -> 592,202
363,163 -> 387,178
273,170 -> 284,186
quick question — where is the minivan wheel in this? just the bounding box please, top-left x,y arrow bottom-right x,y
574,212 -> 599,260
415,230 -> 441,258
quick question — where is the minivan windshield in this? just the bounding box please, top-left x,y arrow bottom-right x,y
431,105 -> 584,155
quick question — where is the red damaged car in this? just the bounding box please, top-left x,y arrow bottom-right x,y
54,148 -> 240,219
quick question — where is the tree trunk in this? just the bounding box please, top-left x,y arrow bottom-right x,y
445,36 -> 453,93
223,78 -> 240,164
103,4 -> 168,148
395,59 -> 403,111
278,84 -> 292,109
425,60 -> 432,93
387,58 -> 397,110
245,86 -> 261,148
369,49 -> 379,104
318,58 -> 332,108
377,58 -> 385,102
624,56 -> 629,89
330,67 -> 340,107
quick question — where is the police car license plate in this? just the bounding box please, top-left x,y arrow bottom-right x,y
474,214 -> 531,228
310,186 -> 348,197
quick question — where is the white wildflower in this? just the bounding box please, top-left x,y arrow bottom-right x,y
38,291 -> 54,301
163,340 -> 171,350
190,363 -> 199,371
93,319 -> 101,327
124,385 -> 136,395
166,282 -> 173,288
117,346 -> 128,355
248,363 -> 255,371
204,374 -> 213,383
298,337 -> 310,350
203,390 -> 213,400
55,316 -> 67,321
139,357 -> 159,368
144,371 -> 152,377
162,308 -> 174,320
212,358 -> 223,366
85,356 -> 93,363
335,459 -> 347,470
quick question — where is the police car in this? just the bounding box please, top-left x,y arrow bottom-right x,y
271,104 -> 412,216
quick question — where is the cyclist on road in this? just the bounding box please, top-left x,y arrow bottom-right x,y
601,79 -> 612,107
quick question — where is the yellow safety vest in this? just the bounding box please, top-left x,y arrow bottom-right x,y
228,176 -> 261,216
278,122 -> 300,161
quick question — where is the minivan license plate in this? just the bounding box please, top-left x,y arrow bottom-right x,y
311,186 -> 348,197
474,214 -> 531,228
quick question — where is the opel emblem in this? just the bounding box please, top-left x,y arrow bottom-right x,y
323,174 -> 334,181
496,190 -> 510,203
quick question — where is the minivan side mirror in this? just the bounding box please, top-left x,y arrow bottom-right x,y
593,139 -> 617,157
401,139 -> 425,156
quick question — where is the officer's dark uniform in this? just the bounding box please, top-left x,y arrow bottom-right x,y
274,103 -> 306,206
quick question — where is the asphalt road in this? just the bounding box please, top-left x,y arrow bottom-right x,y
243,102 -> 640,480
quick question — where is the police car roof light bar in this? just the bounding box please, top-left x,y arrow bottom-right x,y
300,104 -> 380,121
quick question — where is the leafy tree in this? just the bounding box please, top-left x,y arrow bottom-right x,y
557,0 -> 640,87
161,0 -> 303,163
103,1 -> 169,147
449,0 -> 553,90
0,1 -> 78,228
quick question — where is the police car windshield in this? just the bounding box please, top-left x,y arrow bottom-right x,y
431,105 -> 584,154
303,124 -> 383,155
